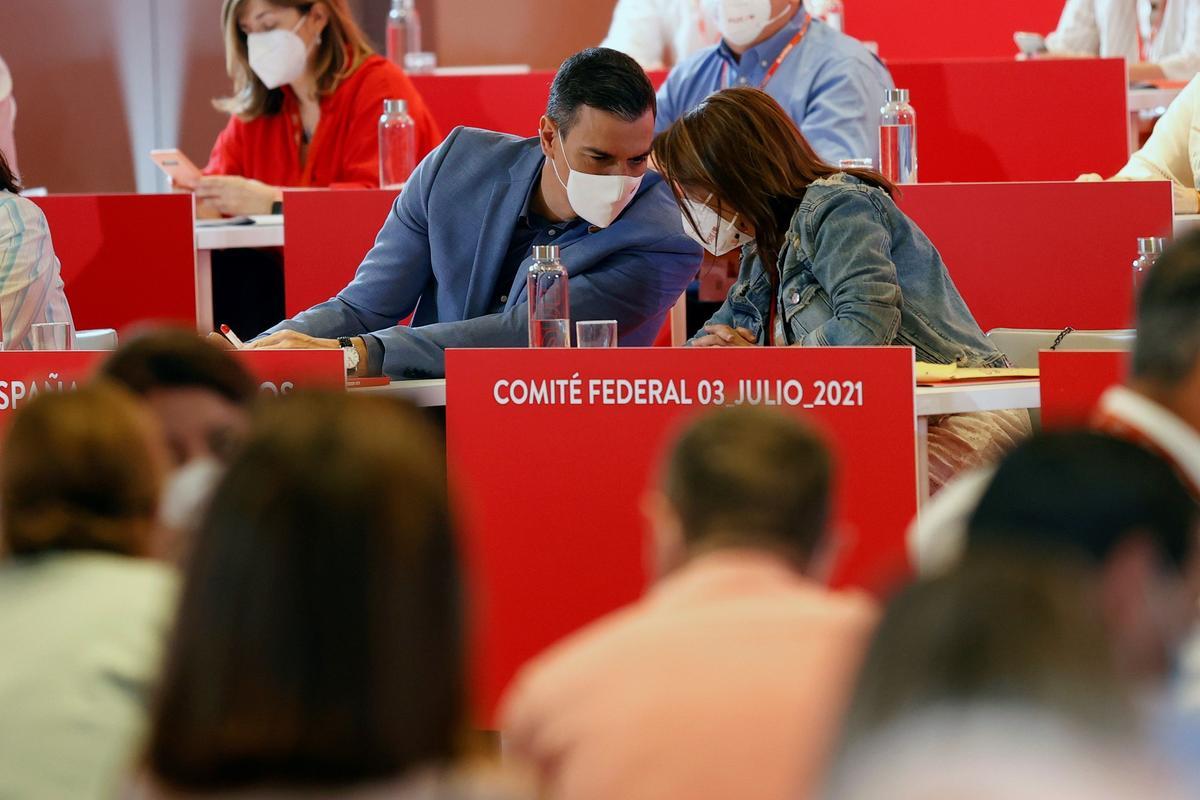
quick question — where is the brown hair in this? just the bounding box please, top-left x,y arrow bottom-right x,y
0,147 -> 19,193
145,392 -> 463,792
216,0 -> 375,121
662,405 -> 832,563
99,327 -> 257,407
653,87 -> 896,272
1,384 -> 164,557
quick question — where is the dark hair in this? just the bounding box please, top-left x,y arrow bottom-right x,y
99,327 -> 257,406
662,406 -> 832,562
1132,229 -> 1200,386
839,551 -> 1131,747
1,383 -> 163,557
654,87 -> 897,272
145,393 -> 463,792
967,431 -> 1199,572
0,147 -> 19,193
546,48 -> 657,136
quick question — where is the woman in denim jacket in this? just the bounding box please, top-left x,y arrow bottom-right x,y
654,88 -> 1028,490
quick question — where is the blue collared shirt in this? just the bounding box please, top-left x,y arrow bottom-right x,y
656,13 -> 894,165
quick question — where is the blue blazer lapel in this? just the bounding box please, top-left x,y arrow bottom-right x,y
462,145 -> 546,318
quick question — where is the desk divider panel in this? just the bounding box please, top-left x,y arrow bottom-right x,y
446,346 -> 918,724
282,189 -> 400,318
898,181 -> 1172,332
844,0 -> 1064,60
887,59 -> 1130,183
32,193 -> 196,332
1039,350 -> 1129,429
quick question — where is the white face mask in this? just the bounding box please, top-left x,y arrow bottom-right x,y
681,194 -> 750,256
159,457 -> 224,534
549,132 -> 643,229
705,0 -> 792,48
247,15 -> 313,90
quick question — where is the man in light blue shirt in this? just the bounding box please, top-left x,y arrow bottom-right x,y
656,0 -> 893,164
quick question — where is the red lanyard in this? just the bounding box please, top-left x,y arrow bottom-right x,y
1135,0 -> 1166,62
721,14 -> 812,90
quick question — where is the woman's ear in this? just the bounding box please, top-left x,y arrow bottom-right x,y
308,2 -> 331,35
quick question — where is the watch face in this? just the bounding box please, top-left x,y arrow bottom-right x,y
342,345 -> 359,371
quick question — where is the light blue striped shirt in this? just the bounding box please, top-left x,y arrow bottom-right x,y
656,12 -> 894,165
0,190 -> 75,350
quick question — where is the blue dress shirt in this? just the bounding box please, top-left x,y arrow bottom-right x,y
656,12 -> 894,165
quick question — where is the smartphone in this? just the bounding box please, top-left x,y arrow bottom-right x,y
149,149 -> 203,190
1014,31 -> 1048,56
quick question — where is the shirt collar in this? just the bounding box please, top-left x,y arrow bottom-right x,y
1098,386 -> 1200,490
717,9 -> 810,67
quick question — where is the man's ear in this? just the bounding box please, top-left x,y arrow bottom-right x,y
538,116 -> 558,158
641,490 -> 687,581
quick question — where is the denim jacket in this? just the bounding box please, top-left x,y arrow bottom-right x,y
692,174 -> 1005,367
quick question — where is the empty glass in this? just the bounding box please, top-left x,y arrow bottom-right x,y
576,320 -> 618,348
31,323 -> 72,351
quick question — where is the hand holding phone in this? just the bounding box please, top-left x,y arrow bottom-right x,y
150,149 -> 203,190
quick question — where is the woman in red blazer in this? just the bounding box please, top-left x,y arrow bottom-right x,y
198,0 -> 442,217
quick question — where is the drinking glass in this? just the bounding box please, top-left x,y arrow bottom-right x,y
31,323 -> 72,351
576,320 -> 618,348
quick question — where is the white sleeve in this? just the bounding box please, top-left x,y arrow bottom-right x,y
1117,75 -> 1200,186
599,0 -> 670,70
1157,0 -> 1200,81
1045,0 -> 1102,55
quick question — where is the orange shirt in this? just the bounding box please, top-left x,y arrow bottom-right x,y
204,54 -> 442,189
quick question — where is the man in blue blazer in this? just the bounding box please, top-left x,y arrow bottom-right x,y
247,48 -> 702,379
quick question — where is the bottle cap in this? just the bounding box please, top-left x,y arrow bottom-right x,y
383,99 -> 408,115
532,244 -> 560,261
885,88 -> 910,104
1137,236 -> 1166,255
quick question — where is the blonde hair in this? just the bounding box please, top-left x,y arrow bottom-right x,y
216,0 -> 375,121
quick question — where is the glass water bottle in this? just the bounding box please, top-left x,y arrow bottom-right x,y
386,0 -> 421,68
880,88 -> 918,184
1133,236 -> 1166,292
379,99 -> 416,190
528,245 -> 571,348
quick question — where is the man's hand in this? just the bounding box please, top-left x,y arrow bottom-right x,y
247,331 -> 372,377
691,323 -> 758,347
246,330 -> 340,351
195,175 -> 281,216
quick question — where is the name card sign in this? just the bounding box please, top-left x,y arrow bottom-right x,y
231,349 -> 347,395
0,349 -> 346,430
445,347 -> 919,724
0,352 -> 107,418
1039,350 -> 1129,429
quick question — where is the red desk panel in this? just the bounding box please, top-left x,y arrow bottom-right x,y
413,60 -> 1127,184
1039,350 -> 1129,429
897,181 -> 1172,332
32,194 -> 196,333
844,0 -> 1064,60
282,189 -> 399,318
447,346 -> 918,723
887,59 -> 1130,183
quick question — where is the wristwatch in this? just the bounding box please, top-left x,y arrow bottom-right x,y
270,200 -> 283,215
337,337 -> 360,374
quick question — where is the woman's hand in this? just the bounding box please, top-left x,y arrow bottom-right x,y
692,324 -> 758,347
195,176 -> 281,217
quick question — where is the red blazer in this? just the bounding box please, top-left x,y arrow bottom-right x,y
204,55 -> 442,189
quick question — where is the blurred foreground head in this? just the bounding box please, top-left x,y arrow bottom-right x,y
967,431 -> 1200,681
648,405 -> 833,577
1,383 -> 168,558
144,392 -> 463,793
